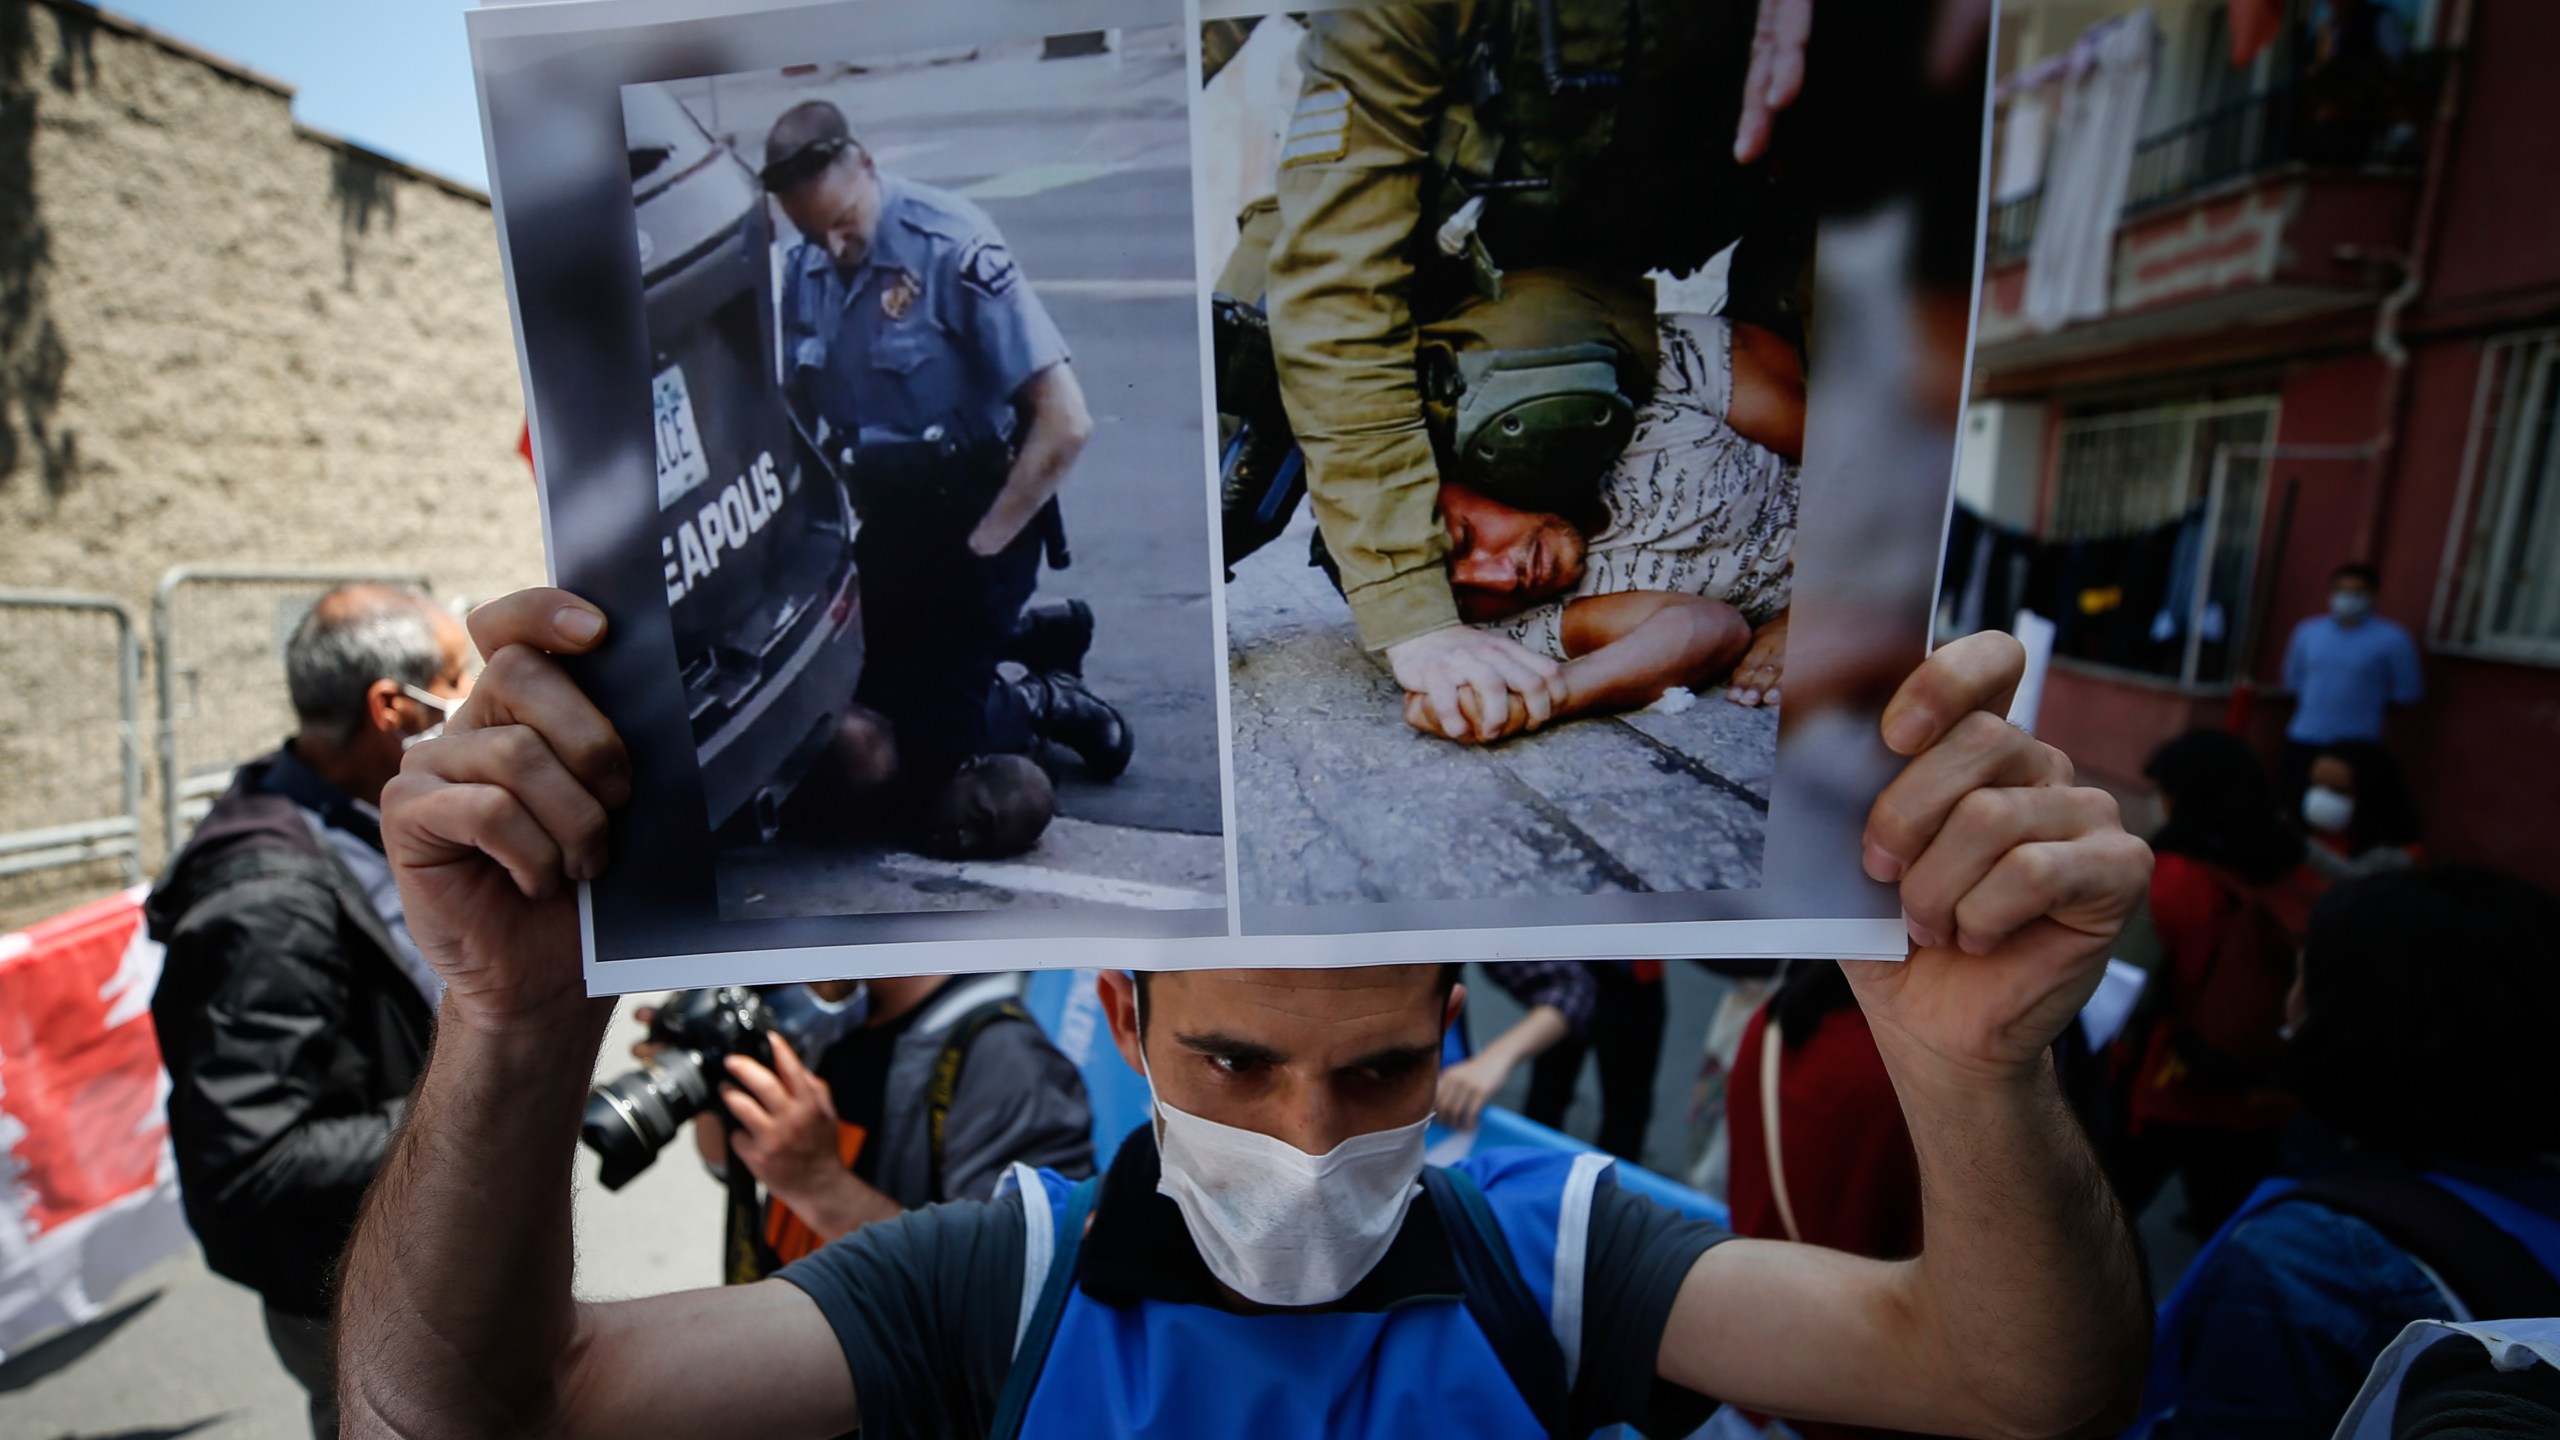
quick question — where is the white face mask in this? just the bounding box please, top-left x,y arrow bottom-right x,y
2303,785 -> 2356,834
763,982 -> 868,1058
1141,1029 -> 1428,1308
397,683 -> 462,751
2330,590 -> 2373,622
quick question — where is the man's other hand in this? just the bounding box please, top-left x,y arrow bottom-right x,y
382,588 -> 629,1028
723,1035 -> 848,1209
1849,631 -> 2151,1088
1734,0 -> 1813,163
1387,626 -> 1564,742
1434,1053 -> 1510,1131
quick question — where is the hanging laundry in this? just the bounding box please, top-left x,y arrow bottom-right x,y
2024,10 -> 2159,334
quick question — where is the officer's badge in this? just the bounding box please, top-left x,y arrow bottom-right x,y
880,268 -> 923,321
959,237 -> 1020,298
1280,83 -> 1350,168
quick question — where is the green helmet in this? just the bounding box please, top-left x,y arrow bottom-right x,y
1418,267 -> 1655,519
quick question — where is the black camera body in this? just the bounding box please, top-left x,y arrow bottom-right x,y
581,986 -> 778,1190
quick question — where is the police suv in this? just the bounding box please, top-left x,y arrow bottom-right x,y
628,86 -> 863,838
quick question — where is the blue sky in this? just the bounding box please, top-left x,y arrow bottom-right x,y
103,0 -> 490,190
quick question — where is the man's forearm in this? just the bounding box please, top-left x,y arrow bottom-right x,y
973,366 -> 1088,555
1484,1004 -> 1572,1067
338,998 -> 612,1436
1558,597 -> 1751,715
779,1167 -> 903,1244
974,421 -> 1079,553
1883,1049 -> 2147,1437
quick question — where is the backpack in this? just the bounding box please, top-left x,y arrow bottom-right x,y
2288,1168 -> 2560,1320
2166,862 -> 2321,1090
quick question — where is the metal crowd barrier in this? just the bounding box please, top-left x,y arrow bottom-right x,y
0,589 -> 145,929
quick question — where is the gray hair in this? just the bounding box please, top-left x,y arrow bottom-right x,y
285,584 -> 447,743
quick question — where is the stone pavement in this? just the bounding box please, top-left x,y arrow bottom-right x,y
1228,513 -> 1778,907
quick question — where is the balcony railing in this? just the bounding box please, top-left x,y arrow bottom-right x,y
2123,86 -> 2298,215
1987,189 -> 2042,266
1985,77 -> 2426,268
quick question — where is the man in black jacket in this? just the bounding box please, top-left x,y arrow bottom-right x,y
147,582 -> 468,1438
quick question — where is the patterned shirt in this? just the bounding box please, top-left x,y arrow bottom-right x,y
1489,314 -> 1798,661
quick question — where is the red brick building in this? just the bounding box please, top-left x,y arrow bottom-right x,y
1957,0 -> 2559,889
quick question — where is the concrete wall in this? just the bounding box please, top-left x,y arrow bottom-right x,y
0,2 -> 544,920
2,2 -> 541,604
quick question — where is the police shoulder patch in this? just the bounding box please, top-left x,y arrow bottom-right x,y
958,236 -> 1020,297
1280,82 -> 1352,168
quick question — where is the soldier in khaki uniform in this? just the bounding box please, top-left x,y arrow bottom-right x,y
1243,0 -> 1814,740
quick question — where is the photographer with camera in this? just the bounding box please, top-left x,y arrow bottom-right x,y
592,976 -> 1093,1282
337,589 -> 2153,1439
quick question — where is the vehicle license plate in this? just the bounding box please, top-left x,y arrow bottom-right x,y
653,365 -> 713,510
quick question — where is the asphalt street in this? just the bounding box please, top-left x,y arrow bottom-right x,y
687,38 -> 1228,920
1227,511 -> 1780,909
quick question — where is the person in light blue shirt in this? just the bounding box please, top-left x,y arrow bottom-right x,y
761,101 -> 1131,856
2281,562 -> 2422,816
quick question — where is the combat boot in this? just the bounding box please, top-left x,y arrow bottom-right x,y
1009,670 -> 1133,781
1003,599 -> 1096,677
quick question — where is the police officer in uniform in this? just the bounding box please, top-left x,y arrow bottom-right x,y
762,101 -> 1131,852
1218,1 -> 1815,743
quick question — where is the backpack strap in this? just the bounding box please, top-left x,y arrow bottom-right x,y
988,1170 -> 1100,1440
924,998 -> 1035,1199
2289,1170 -> 2560,1320
1422,1165 -> 1573,1440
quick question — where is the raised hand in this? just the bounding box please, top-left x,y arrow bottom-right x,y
380,588 -> 630,1026
722,1035 -> 849,1207
1848,632 -> 2151,1087
1734,0 -> 1814,164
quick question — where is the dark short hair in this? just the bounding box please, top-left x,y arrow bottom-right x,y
2143,729 -> 2304,884
2333,561 -> 2382,590
285,584 -> 447,743
760,100 -> 862,193
2289,866 -> 2560,1162
1132,963 -> 1463,1032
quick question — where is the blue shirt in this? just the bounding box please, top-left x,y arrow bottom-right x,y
781,173 -> 1069,449
2283,613 -> 2422,744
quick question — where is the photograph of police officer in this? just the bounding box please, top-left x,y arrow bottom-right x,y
1206,3 -> 1816,910
621,27 -> 1225,923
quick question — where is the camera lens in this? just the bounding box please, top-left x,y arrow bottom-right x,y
581,1048 -> 714,1190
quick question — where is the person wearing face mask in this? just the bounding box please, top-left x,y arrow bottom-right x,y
2300,740 -> 2426,883
334,600 -> 2159,1440
2110,731 -> 2326,1244
2280,563 -> 2423,822
637,975 -> 1096,1283
144,583 -> 469,1439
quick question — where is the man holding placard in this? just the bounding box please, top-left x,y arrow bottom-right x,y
335,587 -> 2153,1440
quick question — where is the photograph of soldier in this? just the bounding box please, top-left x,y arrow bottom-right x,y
620,27 -> 1226,923
1206,3 -> 1816,911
